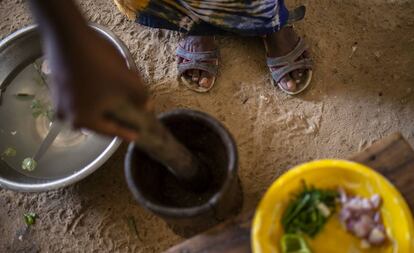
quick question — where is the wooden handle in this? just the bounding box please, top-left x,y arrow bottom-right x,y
109,102 -> 208,190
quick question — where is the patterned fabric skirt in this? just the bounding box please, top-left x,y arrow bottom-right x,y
114,0 -> 289,36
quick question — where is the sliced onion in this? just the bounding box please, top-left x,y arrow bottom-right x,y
370,194 -> 381,209
338,191 -> 387,246
352,215 -> 374,238
368,227 -> 386,245
317,202 -> 331,217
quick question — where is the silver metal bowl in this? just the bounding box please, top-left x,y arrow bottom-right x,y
0,24 -> 135,191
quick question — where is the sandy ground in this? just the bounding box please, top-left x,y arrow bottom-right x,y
1,0 -> 413,252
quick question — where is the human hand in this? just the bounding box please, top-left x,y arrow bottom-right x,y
45,27 -> 148,141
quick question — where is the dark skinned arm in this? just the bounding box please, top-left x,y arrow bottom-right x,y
28,0 -> 148,141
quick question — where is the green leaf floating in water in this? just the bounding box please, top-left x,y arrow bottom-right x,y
30,99 -> 54,120
14,93 -> 35,100
22,157 -> 37,171
46,107 -> 55,121
2,147 -> 17,158
24,212 -> 37,226
31,99 -> 45,118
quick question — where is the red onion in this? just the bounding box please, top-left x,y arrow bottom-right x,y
338,190 -> 387,247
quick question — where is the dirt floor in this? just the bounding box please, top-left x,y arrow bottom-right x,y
1,0 -> 414,252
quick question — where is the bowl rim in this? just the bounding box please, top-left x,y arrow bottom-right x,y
251,159 -> 414,253
0,23 -> 135,191
0,138 -> 121,191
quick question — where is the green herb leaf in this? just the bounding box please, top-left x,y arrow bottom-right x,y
22,157 -> 37,171
126,216 -> 140,240
2,147 -> 16,158
46,107 -> 55,121
31,99 -> 45,118
24,212 -> 37,226
281,234 -> 312,253
14,93 -> 35,100
30,99 -> 54,120
281,182 -> 338,237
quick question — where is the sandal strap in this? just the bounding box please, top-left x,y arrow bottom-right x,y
176,46 -> 219,61
176,46 -> 219,77
287,6 -> 306,25
270,58 -> 313,84
266,38 -> 308,67
177,61 -> 218,76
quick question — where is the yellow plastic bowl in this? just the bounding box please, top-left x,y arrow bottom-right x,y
252,160 -> 414,253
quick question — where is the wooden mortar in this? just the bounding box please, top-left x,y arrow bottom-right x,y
124,109 -> 243,237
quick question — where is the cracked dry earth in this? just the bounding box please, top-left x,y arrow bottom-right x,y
1,0 -> 413,252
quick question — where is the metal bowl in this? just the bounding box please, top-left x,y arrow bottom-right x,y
0,24 -> 134,191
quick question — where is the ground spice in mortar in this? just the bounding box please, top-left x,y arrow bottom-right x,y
159,151 -> 225,208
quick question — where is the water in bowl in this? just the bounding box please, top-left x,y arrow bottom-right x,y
0,58 -> 113,179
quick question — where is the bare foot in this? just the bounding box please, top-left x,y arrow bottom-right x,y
264,27 -> 310,92
177,36 -> 216,89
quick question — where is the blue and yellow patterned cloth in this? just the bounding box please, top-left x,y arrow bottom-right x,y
114,0 -> 289,36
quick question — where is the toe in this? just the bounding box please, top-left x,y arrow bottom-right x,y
199,71 -> 213,88
278,75 -> 297,92
192,70 -> 200,82
290,70 -> 302,83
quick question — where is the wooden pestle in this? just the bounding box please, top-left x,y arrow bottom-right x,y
109,101 -> 209,191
